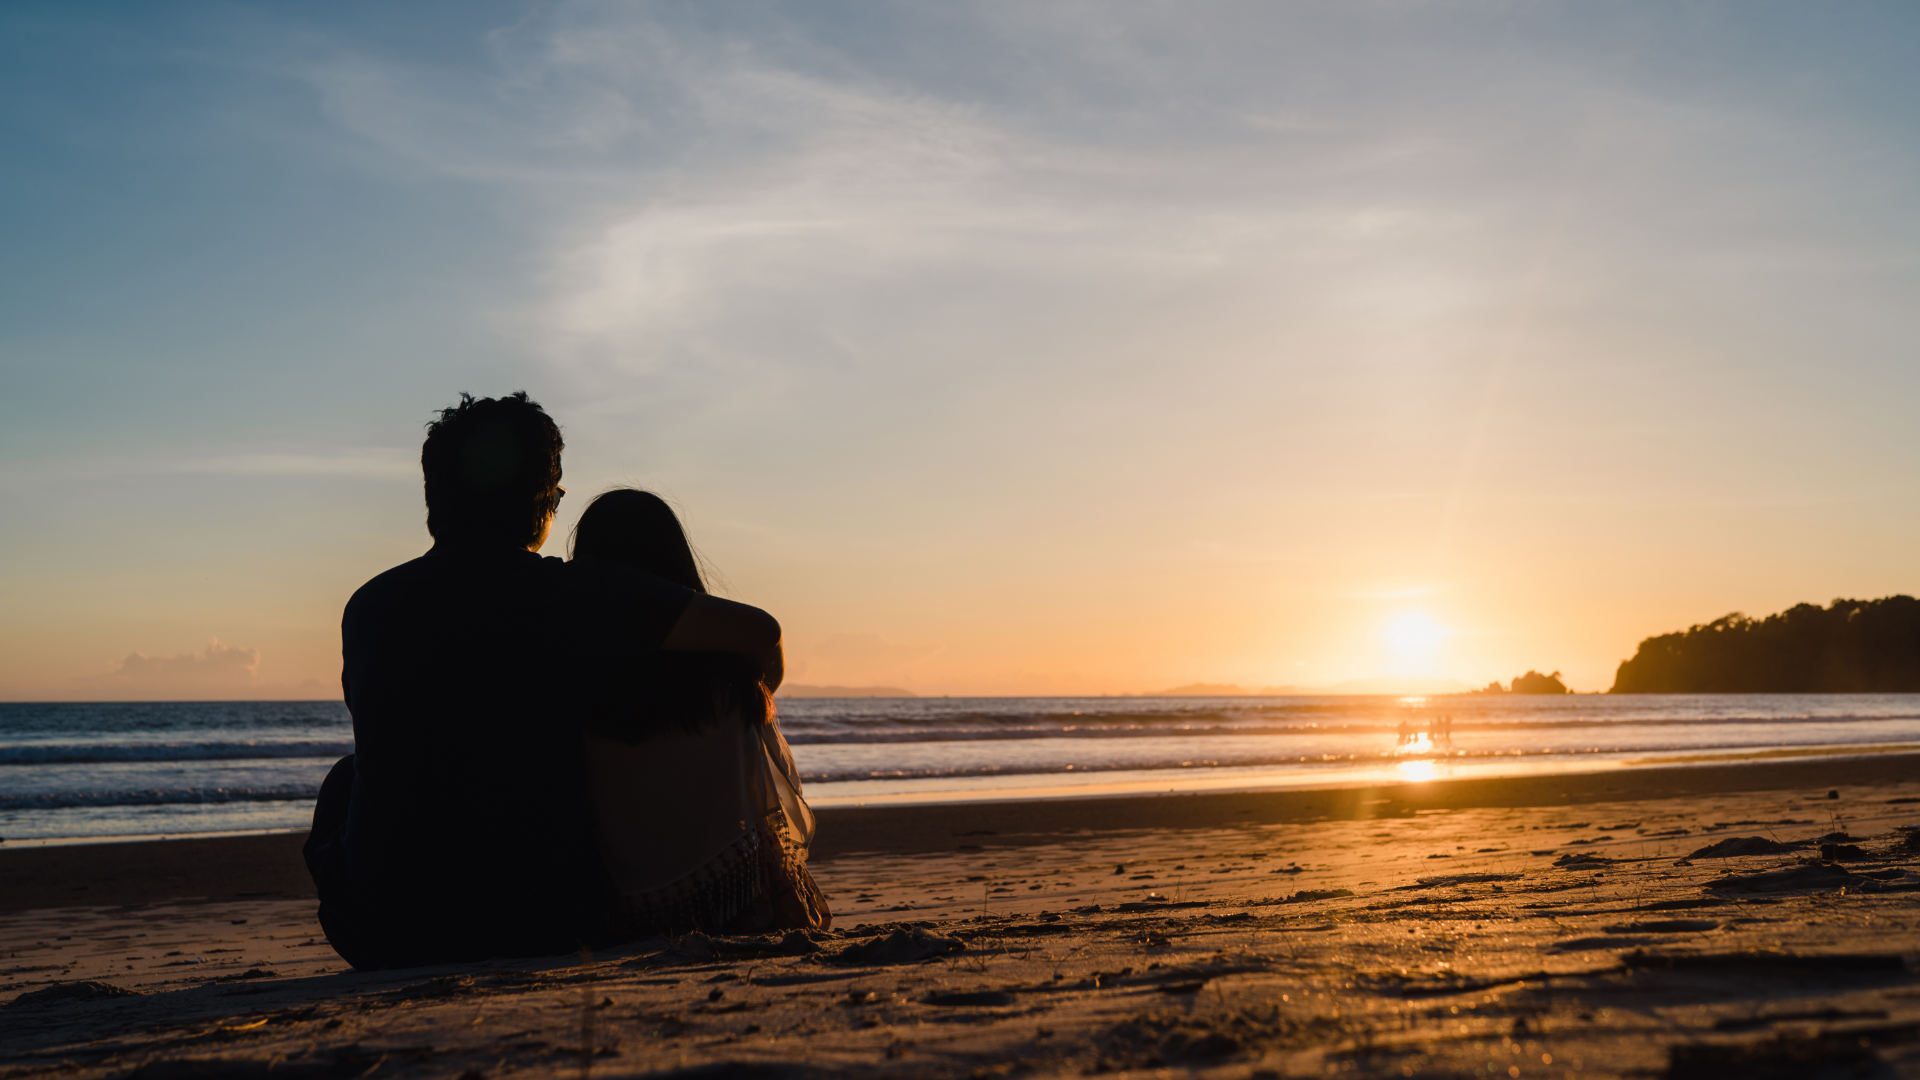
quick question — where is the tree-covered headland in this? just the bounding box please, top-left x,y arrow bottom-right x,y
1610,596 -> 1920,693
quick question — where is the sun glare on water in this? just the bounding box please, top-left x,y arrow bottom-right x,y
1397,759 -> 1437,781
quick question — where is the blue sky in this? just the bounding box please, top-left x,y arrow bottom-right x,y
3,1 -> 1918,698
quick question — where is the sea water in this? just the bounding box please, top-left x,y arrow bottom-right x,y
4,695 -> 1919,843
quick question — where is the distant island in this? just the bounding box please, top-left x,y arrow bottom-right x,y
1472,670 -> 1570,695
1610,595 -> 1920,692
1139,677 -> 1470,697
776,684 -> 918,698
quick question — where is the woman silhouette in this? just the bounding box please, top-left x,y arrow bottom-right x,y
570,488 -> 830,938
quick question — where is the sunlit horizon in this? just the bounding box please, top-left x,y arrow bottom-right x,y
3,3 -> 1918,702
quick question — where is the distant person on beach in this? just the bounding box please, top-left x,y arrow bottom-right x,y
304,392 -> 785,969
569,489 -> 831,936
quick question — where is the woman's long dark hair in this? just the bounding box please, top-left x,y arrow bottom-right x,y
570,488 -> 770,739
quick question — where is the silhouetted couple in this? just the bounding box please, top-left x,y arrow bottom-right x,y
305,392 -> 829,970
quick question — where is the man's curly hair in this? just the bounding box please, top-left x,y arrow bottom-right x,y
421,392 -> 564,548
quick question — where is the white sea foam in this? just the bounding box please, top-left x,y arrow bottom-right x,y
4,696 -> 1920,841
0,785 -> 320,811
0,741 -> 355,765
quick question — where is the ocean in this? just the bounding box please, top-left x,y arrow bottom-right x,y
4,694 -> 1919,845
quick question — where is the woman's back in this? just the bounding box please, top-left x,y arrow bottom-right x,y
587,701 -> 826,937
587,717 -> 760,897
571,489 -> 830,938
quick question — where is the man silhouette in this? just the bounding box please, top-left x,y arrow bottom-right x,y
305,392 -> 783,969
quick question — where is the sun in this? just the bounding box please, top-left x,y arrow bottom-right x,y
1381,611 -> 1449,666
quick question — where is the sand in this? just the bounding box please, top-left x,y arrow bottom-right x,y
4,755 -> 1920,1077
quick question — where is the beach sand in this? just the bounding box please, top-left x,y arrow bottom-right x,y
4,754 -> 1920,1077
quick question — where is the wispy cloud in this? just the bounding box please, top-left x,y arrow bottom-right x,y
285,3 -> 1898,442
289,5 -> 1560,487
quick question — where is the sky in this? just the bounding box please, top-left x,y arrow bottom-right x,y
2,1 -> 1918,700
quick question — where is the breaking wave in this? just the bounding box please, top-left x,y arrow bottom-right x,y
1,785 -> 321,811
0,741 -> 354,765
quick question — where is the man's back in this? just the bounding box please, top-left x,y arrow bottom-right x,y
325,543 -> 690,965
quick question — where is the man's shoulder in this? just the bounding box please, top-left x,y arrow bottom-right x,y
343,550 -> 560,618
341,550 -> 692,641
344,554 -> 436,612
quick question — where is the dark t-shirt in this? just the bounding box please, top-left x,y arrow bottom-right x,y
334,541 -> 693,962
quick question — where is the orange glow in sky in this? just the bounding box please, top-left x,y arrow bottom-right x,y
2,6 -> 1917,701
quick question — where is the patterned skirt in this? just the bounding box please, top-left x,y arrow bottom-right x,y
610,805 -> 831,939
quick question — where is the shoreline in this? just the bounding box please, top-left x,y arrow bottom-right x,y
4,762 -> 1919,1078
0,826 -> 310,850
11,741 -> 1920,853
805,739 -> 1920,806
5,750 -> 1919,914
